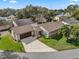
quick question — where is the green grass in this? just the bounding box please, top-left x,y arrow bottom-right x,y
39,36 -> 79,51
0,35 -> 25,52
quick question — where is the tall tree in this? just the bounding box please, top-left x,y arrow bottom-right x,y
15,10 -> 23,19
64,5 -> 79,16
0,8 -> 16,17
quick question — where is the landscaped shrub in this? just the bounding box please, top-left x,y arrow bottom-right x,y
67,38 -> 79,46
51,33 -> 63,40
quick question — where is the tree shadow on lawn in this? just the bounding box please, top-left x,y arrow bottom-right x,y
67,38 -> 79,46
51,33 -> 63,41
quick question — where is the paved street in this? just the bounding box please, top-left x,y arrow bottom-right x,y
26,49 -> 79,59
0,46 -> 79,59
22,37 -> 57,52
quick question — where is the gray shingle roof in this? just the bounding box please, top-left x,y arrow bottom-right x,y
63,18 -> 76,24
12,24 -> 33,34
40,22 -> 63,33
12,23 -> 41,34
0,25 -> 10,31
14,19 -> 33,26
12,22 -> 63,35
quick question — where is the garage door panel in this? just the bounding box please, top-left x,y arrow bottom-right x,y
20,32 -> 31,39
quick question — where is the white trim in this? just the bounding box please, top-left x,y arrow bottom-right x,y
11,30 -> 20,41
62,21 -> 69,25
40,26 -> 49,37
13,21 -> 18,27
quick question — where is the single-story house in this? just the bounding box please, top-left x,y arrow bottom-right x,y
5,15 -> 16,21
40,22 -> 63,37
11,22 -> 63,41
62,17 -> 77,25
11,23 -> 41,41
54,13 -> 64,21
0,25 -> 10,31
35,14 -> 47,23
64,13 -> 71,17
12,19 -> 33,27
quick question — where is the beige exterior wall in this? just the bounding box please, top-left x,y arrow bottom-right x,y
11,30 -> 20,41
11,30 -> 15,39
49,30 -> 58,37
40,26 -> 49,38
40,26 -> 59,38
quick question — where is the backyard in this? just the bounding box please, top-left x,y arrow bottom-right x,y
39,35 -> 79,51
0,35 -> 25,52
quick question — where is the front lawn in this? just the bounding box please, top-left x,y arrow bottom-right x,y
0,35 -> 25,52
39,36 -> 79,51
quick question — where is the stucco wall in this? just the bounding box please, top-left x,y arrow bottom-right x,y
11,30 -> 15,39
40,26 -> 49,38
15,34 -> 20,41
49,30 -> 58,37
40,26 -> 59,38
11,30 -> 20,41
12,21 -> 18,27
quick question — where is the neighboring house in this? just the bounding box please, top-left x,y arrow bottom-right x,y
11,22 -> 63,41
40,22 -> 63,37
54,13 -> 64,21
54,16 -> 60,21
62,17 -> 77,25
64,13 -> 71,17
5,15 -> 16,21
0,18 -> 11,31
12,19 -> 33,27
35,14 -> 47,23
0,25 -> 10,31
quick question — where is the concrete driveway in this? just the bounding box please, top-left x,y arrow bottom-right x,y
22,37 -> 57,52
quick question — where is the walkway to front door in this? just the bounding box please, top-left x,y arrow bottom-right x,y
22,37 -> 57,52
